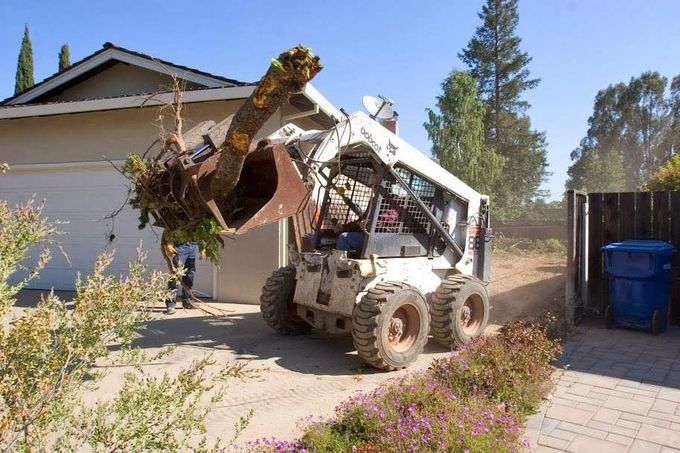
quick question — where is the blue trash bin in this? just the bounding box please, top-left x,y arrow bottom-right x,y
601,240 -> 676,334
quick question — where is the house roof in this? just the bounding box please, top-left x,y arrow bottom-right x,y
3,42 -> 250,106
0,43 -> 342,128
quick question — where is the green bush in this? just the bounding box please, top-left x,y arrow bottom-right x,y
644,153 -> 680,191
0,194 -> 232,452
493,235 -> 566,255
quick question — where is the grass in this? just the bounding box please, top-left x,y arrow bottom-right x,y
236,322 -> 562,453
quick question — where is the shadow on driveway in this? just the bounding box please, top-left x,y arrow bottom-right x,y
132,309 -> 451,377
557,317 -> 680,390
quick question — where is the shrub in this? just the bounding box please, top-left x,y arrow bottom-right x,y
493,235 -> 566,255
644,153 -> 680,191
239,323 -> 561,453
429,322 -> 561,414
0,193 -> 228,451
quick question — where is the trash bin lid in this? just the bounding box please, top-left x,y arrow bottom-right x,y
601,240 -> 676,254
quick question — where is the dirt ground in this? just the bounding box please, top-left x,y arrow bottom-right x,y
14,251 -> 566,447
489,251 -> 566,325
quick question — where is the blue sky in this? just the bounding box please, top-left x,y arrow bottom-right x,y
1,0 -> 679,199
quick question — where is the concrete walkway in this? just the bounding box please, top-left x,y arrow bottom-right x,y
526,320 -> 680,452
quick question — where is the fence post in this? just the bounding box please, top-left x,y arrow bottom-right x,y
566,190 -> 588,328
566,190 -> 577,328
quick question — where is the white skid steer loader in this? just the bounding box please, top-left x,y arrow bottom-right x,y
166,110 -> 492,371
256,112 -> 493,371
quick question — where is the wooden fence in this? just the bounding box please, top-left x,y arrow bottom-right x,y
567,190 -> 680,324
494,223 -> 566,241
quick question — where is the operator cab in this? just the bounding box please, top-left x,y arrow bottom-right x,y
309,153 -> 467,260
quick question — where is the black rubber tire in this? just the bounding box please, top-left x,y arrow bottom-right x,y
430,274 -> 490,348
351,281 -> 430,371
260,267 -> 311,335
604,304 -> 614,329
652,309 -> 661,336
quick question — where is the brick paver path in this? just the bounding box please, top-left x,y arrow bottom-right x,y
526,321 -> 680,452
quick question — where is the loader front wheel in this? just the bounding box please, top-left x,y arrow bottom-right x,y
260,267 -> 311,335
352,282 -> 429,371
430,275 -> 489,349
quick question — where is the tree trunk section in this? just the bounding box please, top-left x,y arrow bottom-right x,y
211,46 -> 322,209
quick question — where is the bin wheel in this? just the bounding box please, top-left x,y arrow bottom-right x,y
652,309 -> 661,336
604,304 -> 614,329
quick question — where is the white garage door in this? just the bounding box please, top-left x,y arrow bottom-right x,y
0,163 -> 213,296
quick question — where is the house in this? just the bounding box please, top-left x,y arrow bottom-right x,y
0,43 -> 340,303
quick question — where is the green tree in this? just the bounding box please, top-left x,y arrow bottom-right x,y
644,153 -> 680,191
666,75 -> 680,156
424,70 -> 503,195
567,72 -> 675,191
567,147 -> 626,192
459,0 -> 548,219
14,25 -> 35,95
58,43 -> 71,72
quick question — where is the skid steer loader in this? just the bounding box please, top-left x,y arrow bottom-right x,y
163,111 -> 492,371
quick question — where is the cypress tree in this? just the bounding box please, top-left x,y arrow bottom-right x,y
58,44 -> 71,72
14,25 -> 35,95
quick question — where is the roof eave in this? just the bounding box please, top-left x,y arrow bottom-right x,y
0,86 -> 255,120
0,83 -> 340,127
300,83 -> 342,123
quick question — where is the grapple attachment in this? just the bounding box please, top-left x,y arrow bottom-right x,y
162,143 -> 310,236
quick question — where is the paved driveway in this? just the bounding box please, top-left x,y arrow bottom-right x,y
527,320 -> 680,452
11,252 -> 564,446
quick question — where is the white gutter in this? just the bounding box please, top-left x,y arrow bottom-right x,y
301,83 -> 342,121
281,105 -> 319,122
0,86 -> 255,120
5,160 -> 126,172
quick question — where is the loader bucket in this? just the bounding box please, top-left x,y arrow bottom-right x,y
195,144 -> 310,235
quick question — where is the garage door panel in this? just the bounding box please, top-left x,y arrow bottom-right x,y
0,166 -> 213,296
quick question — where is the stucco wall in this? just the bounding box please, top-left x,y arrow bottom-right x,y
0,100 -> 290,304
0,100 -> 246,165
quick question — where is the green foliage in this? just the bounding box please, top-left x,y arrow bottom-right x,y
121,153 -> 223,264
425,70 -> 503,195
58,44 -> 71,72
14,25 -> 35,96
69,357 -> 216,452
567,71 -> 679,192
244,323 -> 561,452
0,189 -> 235,452
165,218 -> 223,264
0,199 -> 54,318
510,197 -> 565,223
567,148 -> 626,193
459,0 -> 548,218
493,235 -> 566,255
460,0 -> 539,113
644,153 -> 680,191
668,75 -> 680,155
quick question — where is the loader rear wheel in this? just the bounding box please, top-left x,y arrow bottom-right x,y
260,267 -> 311,335
352,282 -> 429,371
430,275 -> 489,349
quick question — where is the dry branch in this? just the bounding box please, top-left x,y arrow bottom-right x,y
120,45 -> 322,269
